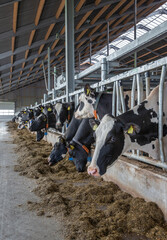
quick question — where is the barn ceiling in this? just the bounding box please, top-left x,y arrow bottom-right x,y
0,0 -> 166,96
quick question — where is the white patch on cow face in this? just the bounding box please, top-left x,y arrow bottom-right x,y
55,103 -> 62,124
75,93 -> 96,119
88,115 -> 116,173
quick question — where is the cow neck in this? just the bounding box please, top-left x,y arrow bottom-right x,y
73,138 -> 89,154
94,92 -> 103,120
96,93 -> 113,120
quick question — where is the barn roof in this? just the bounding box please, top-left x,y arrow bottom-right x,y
0,0 -> 166,95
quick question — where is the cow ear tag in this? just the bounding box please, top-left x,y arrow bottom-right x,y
127,125 -> 134,134
70,145 -> 74,150
48,107 -> 52,112
86,89 -> 90,95
93,124 -> 98,131
67,106 -> 70,110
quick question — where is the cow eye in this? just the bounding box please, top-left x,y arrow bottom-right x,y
105,136 -> 116,144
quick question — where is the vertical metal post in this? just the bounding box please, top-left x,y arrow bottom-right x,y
116,81 -> 121,116
65,0 -> 75,102
159,65 -> 166,163
75,94 -> 79,106
44,94 -> 47,104
54,66 -> 57,89
78,51 -> 81,73
119,81 -> 126,113
134,0 -> 137,68
137,73 -> 143,105
112,82 -> 116,116
89,40 -> 92,65
107,21 -> 109,56
101,57 -> 107,91
145,71 -> 150,97
48,47 -> 51,92
136,73 -> 143,156
131,75 -> 136,108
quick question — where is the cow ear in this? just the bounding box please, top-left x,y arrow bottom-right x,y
89,119 -> 100,131
84,84 -> 91,96
124,122 -> 140,135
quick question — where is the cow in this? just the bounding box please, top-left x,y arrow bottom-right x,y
29,103 -> 56,132
75,84 -> 130,120
48,115 -> 82,166
53,102 -> 75,130
87,83 -> 167,177
68,118 -> 94,172
48,114 -> 94,172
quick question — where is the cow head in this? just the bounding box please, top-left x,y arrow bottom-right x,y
29,113 -> 47,131
34,105 -> 44,118
26,108 -> 34,120
88,114 -> 140,176
54,102 -> 74,130
48,137 -> 67,166
68,141 -> 88,172
75,84 -> 96,119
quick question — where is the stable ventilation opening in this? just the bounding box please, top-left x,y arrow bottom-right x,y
0,102 -> 15,116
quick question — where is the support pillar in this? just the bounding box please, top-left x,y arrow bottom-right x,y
48,47 -> 51,92
65,0 -> 75,102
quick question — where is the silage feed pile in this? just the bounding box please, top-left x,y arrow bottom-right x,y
8,122 -> 167,240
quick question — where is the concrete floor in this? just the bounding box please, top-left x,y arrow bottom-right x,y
0,121 -> 64,240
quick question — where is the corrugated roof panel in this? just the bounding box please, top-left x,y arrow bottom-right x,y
0,4 -> 13,34
17,0 -> 40,28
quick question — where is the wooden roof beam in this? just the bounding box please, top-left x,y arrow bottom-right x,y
19,0 -> 46,80
35,0 -> 45,26
56,0 -> 65,19
76,0 -> 86,12
13,1 -> 19,33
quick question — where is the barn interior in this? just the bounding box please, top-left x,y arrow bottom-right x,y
0,0 -> 167,239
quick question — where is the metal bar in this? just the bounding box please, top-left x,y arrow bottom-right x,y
107,21 -> 109,56
42,60 -> 48,91
145,71 -> 150,97
78,51 -> 81,73
131,75 -> 136,108
134,0 -> 137,69
99,56 -> 167,87
116,80 -> 121,116
54,66 -> 57,89
107,20 -> 167,62
89,40 -> 92,65
124,153 -> 167,170
48,47 -> 51,92
136,73 -> 143,105
119,82 -> 126,113
101,57 -> 107,91
65,0 -> 75,102
112,82 -> 116,117
159,65 -> 166,163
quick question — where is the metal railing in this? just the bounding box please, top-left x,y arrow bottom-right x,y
30,55 -> 167,170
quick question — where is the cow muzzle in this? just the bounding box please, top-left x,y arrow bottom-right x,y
87,166 -> 100,177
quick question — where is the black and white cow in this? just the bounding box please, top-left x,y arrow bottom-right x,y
68,118 -> 94,172
48,115 -> 82,166
29,103 -> 56,132
53,102 -> 75,130
75,84 -> 130,120
88,83 -> 167,176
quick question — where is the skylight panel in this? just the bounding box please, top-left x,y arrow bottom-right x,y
83,1 -> 167,64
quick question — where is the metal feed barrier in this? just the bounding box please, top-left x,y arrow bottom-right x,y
29,20 -> 167,170
30,55 -> 167,171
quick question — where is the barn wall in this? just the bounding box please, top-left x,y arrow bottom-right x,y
0,81 -> 46,112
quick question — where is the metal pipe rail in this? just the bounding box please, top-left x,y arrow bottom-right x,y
31,56 -> 167,170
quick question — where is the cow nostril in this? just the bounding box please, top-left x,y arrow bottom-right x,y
88,167 -> 98,176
